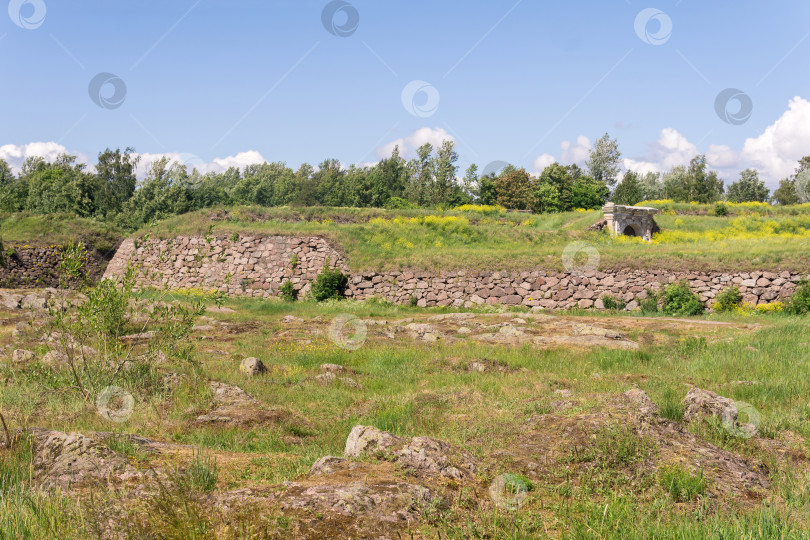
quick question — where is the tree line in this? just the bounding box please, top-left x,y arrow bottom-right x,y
0,135 -> 807,230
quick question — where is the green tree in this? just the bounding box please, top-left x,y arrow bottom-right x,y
571,176 -> 609,209
726,169 -> 769,203
586,133 -> 622,186
638,172 -> 664,201
479,175 -> 497,205
95,148 -> 139,216
687,155 -> 724,203
405,143 -> 435,206
495,168 -> 534,210
533,183 -> 561,213
371,145 -> 406,207
24,154 -> 97,216
772,178 -> 798,205
537,163 -> 574,210
612,171 -> 644,205
0,159 -> 25,212
662,156 -> 724,203
432,140 -> 459,205
461,163 -> 479,202
118,158 -> 192,229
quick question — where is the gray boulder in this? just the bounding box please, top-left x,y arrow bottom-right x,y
239,357 -> 266,377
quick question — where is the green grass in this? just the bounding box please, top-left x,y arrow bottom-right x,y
3,291 -> 810,537
133,205 -> 810,272
657,464 -> 706,502
0,212 -> 123,253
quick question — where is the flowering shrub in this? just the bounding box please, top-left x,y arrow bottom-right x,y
650,215 -> 810,244
453,204 -> 506,216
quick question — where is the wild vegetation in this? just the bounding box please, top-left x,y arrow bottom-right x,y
1,137 -> 808,234
2,270 -> 810,538
133,204 -> 810,272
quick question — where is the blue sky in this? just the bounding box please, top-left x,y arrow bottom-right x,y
2,0 -> 809,186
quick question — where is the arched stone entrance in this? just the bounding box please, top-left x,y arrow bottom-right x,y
602,203 -> 660,241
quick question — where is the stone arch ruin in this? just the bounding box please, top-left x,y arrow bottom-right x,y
602,203 -> 660,241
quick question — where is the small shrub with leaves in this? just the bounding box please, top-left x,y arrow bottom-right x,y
640,288 -> 660,314
787,281 -> 810,315
46,245 -> 220,399
714,203 -> 729,216
662,281 -> 704,316
280,280 -> 297,302
409,294 -> 419,307
714,285 -> 743,312
602,294 -> 626,311
311,262 -> 348,302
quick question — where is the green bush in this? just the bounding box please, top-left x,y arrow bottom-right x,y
787,281 -> 810,315
280,280 -> 297,302
714,203 -> 729,216
409,295 -> 419,307
311,262 -> 348,302
602,294 -> 626,311
640,288 -> 660,314
663,281 -> 704,316
384,197 -> 417,209
714,285 -> 742,312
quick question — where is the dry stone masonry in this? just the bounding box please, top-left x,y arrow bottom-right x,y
104,234 -> 806,311
104,235 -> 346,297
0,244 -> 110,288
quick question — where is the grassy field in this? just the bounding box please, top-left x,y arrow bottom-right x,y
2,205 -> 810,272
138,205 -> 810,272
2,289 -> 810,538
0,213 -> 122,254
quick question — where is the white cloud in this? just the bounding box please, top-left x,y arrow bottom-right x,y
619,98 -> 810,186
0,142 -> 90,173
621,158 -> 662,176
621,128 -> 697,176
376,127 -> 455,160
0,143 -> 268,179
134,150 -> 266,178
208,151 -> 266,173
532,153 -> 556,175
742,96 -> 810,181
706,144 -> 738,169
560,135 -> 591,165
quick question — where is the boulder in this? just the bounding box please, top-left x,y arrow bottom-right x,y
11,349 -> 35,363
42,350 -> 69,365
26,428 -> 140,490
344,425 -> 477,481
309,455 -> 347,475
344,425 -> 401,457
394,436 -> 477,481
682,388 -> 737,425
239,357 -> 266,377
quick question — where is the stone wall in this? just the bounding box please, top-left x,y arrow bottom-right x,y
104,234 -> 807,311
0,244 -> 111,288
103,235 -> 347,297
